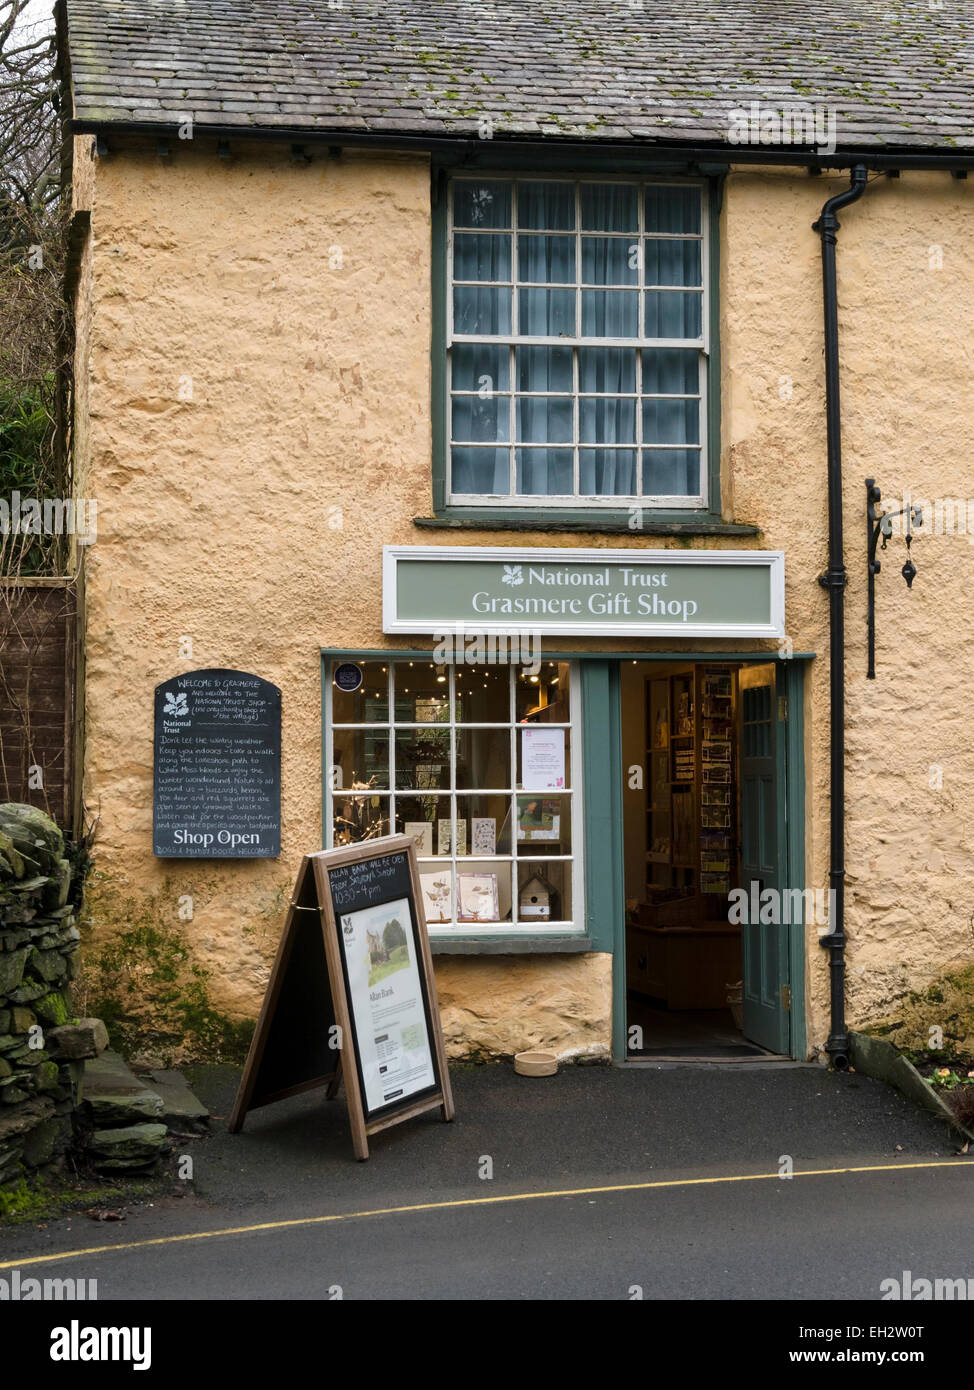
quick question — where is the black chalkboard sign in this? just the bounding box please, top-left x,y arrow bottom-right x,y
327,850 -> 413,915
325,848 -> 442,1125
153,668 -> 281,858
230,837 -> 454,1160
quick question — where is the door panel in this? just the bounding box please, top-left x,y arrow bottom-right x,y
739,663 -> 790,1054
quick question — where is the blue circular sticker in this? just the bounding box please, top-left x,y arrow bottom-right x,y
334,662 -> 363,693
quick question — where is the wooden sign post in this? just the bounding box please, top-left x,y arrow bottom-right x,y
229,835 -> 454,1159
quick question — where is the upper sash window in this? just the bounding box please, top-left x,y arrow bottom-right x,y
448,176 -> 708,509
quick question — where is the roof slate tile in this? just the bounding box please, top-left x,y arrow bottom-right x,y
61,0 -> 974,151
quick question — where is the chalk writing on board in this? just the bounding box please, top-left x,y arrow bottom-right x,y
328,853 -> 410,912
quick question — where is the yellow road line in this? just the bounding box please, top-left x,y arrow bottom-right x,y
1,1158 -> 969,1271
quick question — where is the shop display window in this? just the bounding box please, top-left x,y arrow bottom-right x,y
327,659 -> 581,933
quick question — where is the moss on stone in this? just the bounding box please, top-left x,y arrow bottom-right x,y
34,991 -> 70,1025
0,1172 -> 160,1223
78,882 -> 255,1067
863,960 -> 974,1066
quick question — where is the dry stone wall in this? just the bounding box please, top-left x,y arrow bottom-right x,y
0,803 -> 88,1183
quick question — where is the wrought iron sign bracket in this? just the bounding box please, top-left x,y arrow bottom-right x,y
866,478 -> 921,679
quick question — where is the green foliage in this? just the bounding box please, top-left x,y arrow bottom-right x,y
929,1067 -> 973,1092
382,916 -> 406,952
0,380 -> 50,488
368,944 -> 409,985
0,1177 -> 39,1218
0,1173 -> 159,1223
866,960 -> 974,1067
0,376 -> 60,574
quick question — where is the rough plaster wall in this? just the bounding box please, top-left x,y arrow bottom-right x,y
80,146 -> 974,1060
724,167 -> 974,1050
435,953 -> 612,1060
71,132 -> 96,212
80,143 -> 611,1057
70,135 -> 96,519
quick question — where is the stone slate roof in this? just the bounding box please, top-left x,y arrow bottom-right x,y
61,0 -> 974,150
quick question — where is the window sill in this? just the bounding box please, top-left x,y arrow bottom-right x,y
430,934 -> 593,955
414,513 -> 759,537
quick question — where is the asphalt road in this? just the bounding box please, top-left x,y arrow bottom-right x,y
2,1062 -> 972,1303
8,1159 -> 973,1302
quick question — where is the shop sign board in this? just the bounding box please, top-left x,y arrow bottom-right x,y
153,668 -> 281,858
229,836 -> 454,1160
383,546 -> 785,639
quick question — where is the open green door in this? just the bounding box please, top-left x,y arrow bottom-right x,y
739,664 -> 790,1054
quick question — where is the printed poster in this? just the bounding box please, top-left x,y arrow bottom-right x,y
456,871 -> 500,922
471,816 -> 496,855
420,870 -> 453,923
521,726 -> 566,790
438,818 -> 467,855
404,821 -> 433,856
338,895 -> 436,1113
517,797 -> 561,841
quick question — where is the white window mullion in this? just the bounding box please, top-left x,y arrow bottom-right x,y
512,179 -> 519,336
413,659 -> 583,938
637,178 -> 645,341
573,346 -> 580,498
637,179 -> 645,501
511,182 -> 519,499
636,338 -> 643,499
574,183 -> 581,499
508,343 -> 516,498
510,667 -> 518,926
449,663 -> 458,919
698,349 -> 707,505
388,662 -> 396,835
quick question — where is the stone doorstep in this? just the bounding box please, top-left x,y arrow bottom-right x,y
85,1088 -> 165,1127
142,1071 -> 210,1135
87,1123 -> 169,1172
83,1051 -> 210,1137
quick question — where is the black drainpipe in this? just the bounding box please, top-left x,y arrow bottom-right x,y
812,164 -> 869,1071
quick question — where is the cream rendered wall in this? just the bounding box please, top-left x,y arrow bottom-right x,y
76,141 -> 613,1060
724,167 -> 974,1051
76,143 -> 974,1060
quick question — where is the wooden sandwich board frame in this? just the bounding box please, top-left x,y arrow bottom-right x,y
229,835 -> 454,1160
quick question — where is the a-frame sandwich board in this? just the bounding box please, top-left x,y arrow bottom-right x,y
229,837 -> 454,1160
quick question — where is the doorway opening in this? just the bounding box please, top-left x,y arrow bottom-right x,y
621,659 -> 791,1060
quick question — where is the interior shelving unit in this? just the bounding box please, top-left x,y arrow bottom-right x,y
629,662 -> 742,1009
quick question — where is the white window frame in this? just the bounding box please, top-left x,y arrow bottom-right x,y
446,173 -> 710,510
324,658 -> 585,938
